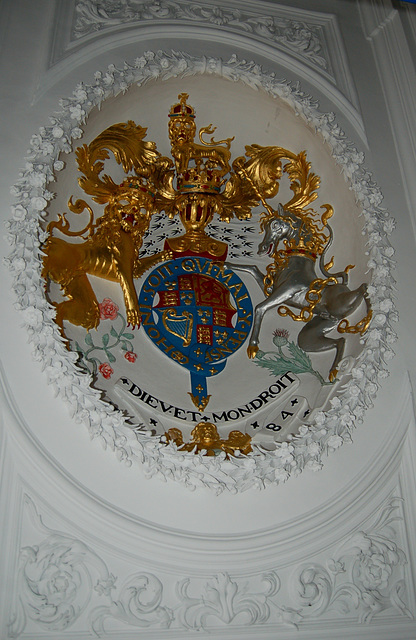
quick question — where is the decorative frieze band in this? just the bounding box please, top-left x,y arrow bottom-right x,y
9,495 -> 412,636
72,0 -> 329,71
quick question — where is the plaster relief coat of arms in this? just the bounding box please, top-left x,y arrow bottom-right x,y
41,92 -> 372,455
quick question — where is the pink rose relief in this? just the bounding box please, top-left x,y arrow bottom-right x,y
124,351 -> 137,363
99,363 -> 113,379
99,298 -> 119,321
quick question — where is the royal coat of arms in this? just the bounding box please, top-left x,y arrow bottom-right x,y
42,93 -> 372,454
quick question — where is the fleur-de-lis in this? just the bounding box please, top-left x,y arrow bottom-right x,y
198,309 -> 211,323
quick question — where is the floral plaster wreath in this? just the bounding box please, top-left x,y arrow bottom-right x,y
5,51 -> 397,493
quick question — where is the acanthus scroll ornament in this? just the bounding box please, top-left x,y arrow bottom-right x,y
292,497 -> 413,624
9,496 -> 412,636
8,497 -> 172,638
174,571 -> 298,629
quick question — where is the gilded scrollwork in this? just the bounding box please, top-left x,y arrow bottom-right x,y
164,422 -> 252,456
42,92 -> 353,345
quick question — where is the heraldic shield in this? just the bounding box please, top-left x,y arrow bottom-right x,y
138,257 -> 253,411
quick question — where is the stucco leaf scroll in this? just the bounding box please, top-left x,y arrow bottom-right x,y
90,573 -> 173,634
292,497 -> 413,624
73,0 -> 328,70
9,496 -> 412,637
175,571 -> 287,629
8,497 -> 171,637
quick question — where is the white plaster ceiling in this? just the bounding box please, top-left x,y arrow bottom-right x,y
1,1 -> 416,638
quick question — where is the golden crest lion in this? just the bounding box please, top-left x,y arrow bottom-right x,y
42,183 -> 170,331
42,121 -> 173,332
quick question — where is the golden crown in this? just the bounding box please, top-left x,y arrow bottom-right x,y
176,167 -> 223,195
169,92 -> 196,119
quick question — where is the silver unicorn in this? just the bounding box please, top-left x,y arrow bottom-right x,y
227,204 -> 372,381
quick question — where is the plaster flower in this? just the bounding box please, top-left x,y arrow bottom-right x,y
379,298 -> 393,312
95,574 -> 117,596
71,127 -> 83,139
41,141 -> 54,155
28,172 -> 46,187
348,385 -> 361,397
69,105 -> 85,120
31,196 -> 48,211
314,411 -> 326,425
38,564 -> 78,606
52,126 -> 64,138
99,298 -> 119,321
274,468 -> 289,482
305,459 -> 323,472
73,87 -> 88,101
12,257 -> 26,272
12,205 -> 27,221
275,442 -> 294,464
307,441 -> 321,456
99,363 -> 114,379
352,535 -> 401,592
134,56 -> 147,68
373,313 -> 387,326
23,306 -> 43,326
327,435 -> 343,449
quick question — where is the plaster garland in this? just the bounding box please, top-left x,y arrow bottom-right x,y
73,0 -> 328,71
9,496 -> 411,636
5,50 -> 398,492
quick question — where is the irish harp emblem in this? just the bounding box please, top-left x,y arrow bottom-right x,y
138,257 -> 253,412
162,309 -> 193,347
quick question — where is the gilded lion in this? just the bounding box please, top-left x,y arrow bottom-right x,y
42,120 -> 175,334
42,181 -> 170,332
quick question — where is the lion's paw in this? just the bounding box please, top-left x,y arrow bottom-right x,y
127,309 -> 141,329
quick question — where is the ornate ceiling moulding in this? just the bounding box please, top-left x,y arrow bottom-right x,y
71,0 -> 330,70
9,495 -> 412,636
6,51 -> 397,492
48,3 -> 360,122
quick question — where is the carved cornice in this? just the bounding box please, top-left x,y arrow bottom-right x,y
42,3 -> 361,130
8,495 -> 413,637
71,0 -> 329,72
